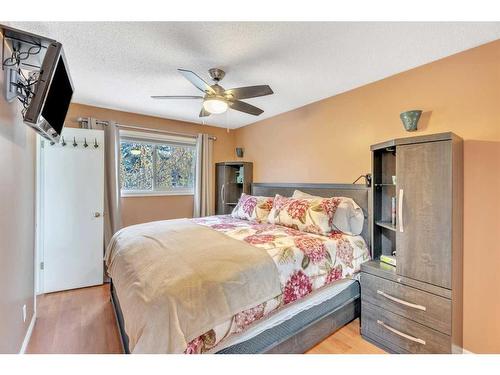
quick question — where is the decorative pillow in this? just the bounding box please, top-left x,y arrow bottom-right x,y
292,190 -> 364,235
231,193 -> 274,222
267,194 -> 340,236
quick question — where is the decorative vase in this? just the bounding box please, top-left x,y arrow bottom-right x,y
400,110 -> 422,132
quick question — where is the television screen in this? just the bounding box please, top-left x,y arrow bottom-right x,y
40,56 -> 73,136
23,42 -> 73,141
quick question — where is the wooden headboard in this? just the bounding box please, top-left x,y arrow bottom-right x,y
251,183 -> 371,248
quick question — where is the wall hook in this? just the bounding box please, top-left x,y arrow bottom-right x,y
83,138 -> 88,148
73,137 -> 78,147
61,137 -> 66,146
94,138 -> 99,148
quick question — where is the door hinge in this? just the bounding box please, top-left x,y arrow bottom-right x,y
40,261 -> 44,270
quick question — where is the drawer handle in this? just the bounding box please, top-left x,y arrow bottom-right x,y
377,320 -> 426,345
377,290 -> 427,311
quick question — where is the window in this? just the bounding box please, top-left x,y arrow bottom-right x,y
119,130 -> 197,196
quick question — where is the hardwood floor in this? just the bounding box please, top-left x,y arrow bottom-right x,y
27,284 -> 384,354
27,284 -> 122,354
306,319 -> 385,354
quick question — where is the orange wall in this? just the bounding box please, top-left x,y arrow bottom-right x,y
119,195 -> 194,228
234,40 -> 500,353
463,140 -> 500,353
66,103 -> 235,227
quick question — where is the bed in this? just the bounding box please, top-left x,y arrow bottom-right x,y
109,183 -> 372,354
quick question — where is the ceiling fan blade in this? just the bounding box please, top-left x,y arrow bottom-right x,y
225,85 -> 273,99
151,95 -> 203,99
178,69 -> 216,94
199,108 -> 210,117
229,100 -> 264,116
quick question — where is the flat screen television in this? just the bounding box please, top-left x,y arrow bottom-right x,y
23,41 -> 73,142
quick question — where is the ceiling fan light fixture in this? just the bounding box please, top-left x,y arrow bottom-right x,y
203,98 -> 228,114
153,68 -> 272,117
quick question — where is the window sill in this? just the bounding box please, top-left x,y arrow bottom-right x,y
121,191 -> 195,198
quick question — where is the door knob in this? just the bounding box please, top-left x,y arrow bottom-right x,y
94,212 -> 101,218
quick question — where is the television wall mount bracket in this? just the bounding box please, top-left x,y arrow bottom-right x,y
1,24 -> 54,103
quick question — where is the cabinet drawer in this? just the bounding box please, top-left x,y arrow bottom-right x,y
361,302 -> 451,354
361,272 -> 451,334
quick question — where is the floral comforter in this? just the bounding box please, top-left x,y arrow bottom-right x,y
186,215 -> 370,353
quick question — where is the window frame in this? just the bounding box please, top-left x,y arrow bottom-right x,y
119,130 -> 197,198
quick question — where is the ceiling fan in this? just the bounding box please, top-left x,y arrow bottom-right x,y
151,68 -> 274,117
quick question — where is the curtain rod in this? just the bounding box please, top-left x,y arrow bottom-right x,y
76,117 -> 217,141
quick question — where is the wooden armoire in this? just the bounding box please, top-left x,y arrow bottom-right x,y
361,132 -> 463,354
215,162 -> 253,215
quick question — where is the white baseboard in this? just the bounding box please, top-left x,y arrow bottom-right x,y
19,313 -> 36,354
452,344 -> 476,354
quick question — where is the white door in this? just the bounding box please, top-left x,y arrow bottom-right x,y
41,128 -> 104,293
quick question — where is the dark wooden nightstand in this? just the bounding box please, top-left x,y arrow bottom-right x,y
360,260 -> 453,353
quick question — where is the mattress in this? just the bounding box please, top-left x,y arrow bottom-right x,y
212,278 -> 360,353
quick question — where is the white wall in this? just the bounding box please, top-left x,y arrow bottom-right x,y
0,69 -> 36,353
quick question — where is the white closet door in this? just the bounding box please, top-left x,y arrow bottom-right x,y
41,128 -> 104,293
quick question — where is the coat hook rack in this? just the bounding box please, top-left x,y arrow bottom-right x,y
61,136 -> 66,146
73,137 -> 77,147
83,138 -> 88,148
94,138 -> 99,148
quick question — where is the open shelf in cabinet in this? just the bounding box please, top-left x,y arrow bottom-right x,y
372,147 -> 397,260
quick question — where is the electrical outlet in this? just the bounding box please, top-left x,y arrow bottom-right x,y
22,304 -> 27,323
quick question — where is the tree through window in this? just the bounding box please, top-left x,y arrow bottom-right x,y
120,132 -> 196,196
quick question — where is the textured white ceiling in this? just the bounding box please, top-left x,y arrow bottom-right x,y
6,22 -> 500,129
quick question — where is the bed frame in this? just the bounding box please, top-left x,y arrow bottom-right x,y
110,182 -> 371,354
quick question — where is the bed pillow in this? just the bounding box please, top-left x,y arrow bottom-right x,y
231,193 -> 274,222
292,190 -> 364,235
267,194 -> 339,236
